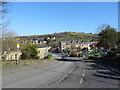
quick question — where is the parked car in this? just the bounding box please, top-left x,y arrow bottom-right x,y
70,51 -> 80,57
61,56 -> 68,59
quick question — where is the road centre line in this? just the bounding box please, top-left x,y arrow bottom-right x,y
80,79 -> 83,83
79,69 -> 85,84
82,73 -> 85,76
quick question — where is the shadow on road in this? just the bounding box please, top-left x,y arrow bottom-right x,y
83,59 -> 120,80
56,59 -> 82,62
83,59 -> 105,70
54,58 -> 119,86
93,72 -> 120,80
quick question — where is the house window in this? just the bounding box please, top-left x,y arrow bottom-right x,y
10,56 -> 12,59
39,51 -> 40,54
15,54 -> 17,59
76,41 -> 78,43
38,40 -> 40,44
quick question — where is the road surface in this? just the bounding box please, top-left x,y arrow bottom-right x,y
2,53 -> 120,88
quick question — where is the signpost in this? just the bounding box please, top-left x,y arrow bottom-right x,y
16,44 -> 20,64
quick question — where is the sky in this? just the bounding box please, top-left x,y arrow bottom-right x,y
6,2 -> 118,36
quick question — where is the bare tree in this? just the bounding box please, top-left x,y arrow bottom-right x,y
0,2 -> 19,60
95,24 -> 108,34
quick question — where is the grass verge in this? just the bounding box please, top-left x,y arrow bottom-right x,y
1,59 -> 54,68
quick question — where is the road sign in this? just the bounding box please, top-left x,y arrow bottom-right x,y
88,49 -> 91,51
16,44 -> 20,48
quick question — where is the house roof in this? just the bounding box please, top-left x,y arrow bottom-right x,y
37,44 -> 48,48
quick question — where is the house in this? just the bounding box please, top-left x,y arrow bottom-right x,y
46,36 -> 56,40
59,40 -> 92,52
47,37 -> 50,40
37,45 -> 51,59
51,37 -> 56,40
2,45 -> 51,60
2,51 -> 22,60
23,39 -> 46,45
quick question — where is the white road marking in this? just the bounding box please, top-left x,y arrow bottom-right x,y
82,73 -> 85,76
80,79 -> 83,83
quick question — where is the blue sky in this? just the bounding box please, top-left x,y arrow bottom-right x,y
7,2 -> 118,36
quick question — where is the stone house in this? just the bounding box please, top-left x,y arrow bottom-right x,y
4,51 -> 22,60
2,46 -> 50,60
59,40 -> 92,52
37,46 -> 51,59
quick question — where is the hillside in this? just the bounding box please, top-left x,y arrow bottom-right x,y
19,32 -> 98,40
19,32 -> 98,47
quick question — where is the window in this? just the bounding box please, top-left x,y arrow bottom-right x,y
76,41 -> 78,43
10,56 -> 12,59
15,54 -> 17,59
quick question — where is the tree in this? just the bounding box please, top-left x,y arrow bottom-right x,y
20,43 -> 39,59
97,25 -> 118,51
117,32 -> 120,47
96,24 -> 108,34
1,2 -> 10,32
116,32 -> 120,53
0,2 -> 19,57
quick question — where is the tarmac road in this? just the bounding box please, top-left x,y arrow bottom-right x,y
2,53 -> 120,88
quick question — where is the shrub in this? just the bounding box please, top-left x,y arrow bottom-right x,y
20,43 -> 39,59
111,48 -> 120,53
106,51 -> 116,57
116,48 -> 120,54
46,54 -> 53,59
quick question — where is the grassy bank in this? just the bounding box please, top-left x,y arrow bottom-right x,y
1,59 -> 54,68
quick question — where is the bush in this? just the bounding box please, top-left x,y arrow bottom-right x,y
111,48 -> 120,54
20,43 -> 39,59
106,51 -> 116,57
94,53 -> 100,56
116,48 -> 120,54
46,54 -> 53,59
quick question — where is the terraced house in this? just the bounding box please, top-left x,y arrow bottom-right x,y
59,40 -> 94,52
2,45 -> 50,60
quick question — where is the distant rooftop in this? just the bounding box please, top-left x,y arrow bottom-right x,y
37,44 -> 48,48
60,40 -> 91,45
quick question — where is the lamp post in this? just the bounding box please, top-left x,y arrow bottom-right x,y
16,44 -> 20,64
